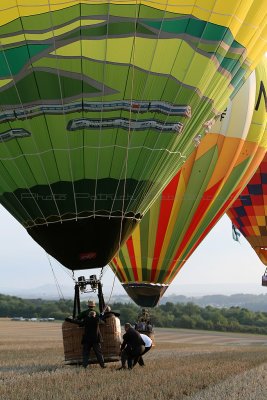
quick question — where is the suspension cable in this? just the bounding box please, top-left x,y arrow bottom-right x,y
46,252 -> 65,301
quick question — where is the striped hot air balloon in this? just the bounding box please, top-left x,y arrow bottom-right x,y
110,58 -> 267,306
227,152 -> 267,267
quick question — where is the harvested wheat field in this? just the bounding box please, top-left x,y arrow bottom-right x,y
1,318 -> 267,400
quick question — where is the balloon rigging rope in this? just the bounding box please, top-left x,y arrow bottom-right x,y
123,0 -> 207,216
46,252 -> 65,301
122,0 -> 174,216
113,0 -> 140,252
106,272 -> 116,306
104,0 -> 139,295
109,0 -> 142,220
20,0 -> 64,224
48,0 -> 78,221
0,0 -> 77,227
93,0 -> 112,216
0,145 -> 187,161
79,1 -> 85,207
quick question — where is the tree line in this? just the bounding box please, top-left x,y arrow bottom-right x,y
1,293 -> 267,334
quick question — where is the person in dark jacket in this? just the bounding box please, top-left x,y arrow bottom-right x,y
118,323 -> 145,369
80,310 -> 106,369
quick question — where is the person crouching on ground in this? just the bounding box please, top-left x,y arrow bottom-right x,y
118,323 -> 145,369
134,333 -> 152,367
80,310 -> 106,369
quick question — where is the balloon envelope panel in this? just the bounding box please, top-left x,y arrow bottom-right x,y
0,1 -> 266,269
111,58 -> 267,306
228,152 -> 267,266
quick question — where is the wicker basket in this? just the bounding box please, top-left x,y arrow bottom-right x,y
62,316 -> 121,364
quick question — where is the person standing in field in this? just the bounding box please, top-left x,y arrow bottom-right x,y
80,310 -> 106,369
118,323 -> 145,370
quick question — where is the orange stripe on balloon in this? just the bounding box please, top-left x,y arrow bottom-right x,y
151,172 -> 180,281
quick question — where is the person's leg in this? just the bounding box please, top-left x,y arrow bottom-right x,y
82,342 -> 90,368
137,355 -> 145,366
119,348 -> 128,369
131,345 -> 145,368
92,343 -> 105,368
138,345 -> 152,365
128,357 -> 133,369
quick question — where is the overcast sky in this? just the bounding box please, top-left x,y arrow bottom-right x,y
0,203 -> 266,301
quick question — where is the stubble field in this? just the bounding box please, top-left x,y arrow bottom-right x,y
1,318 -> 267,400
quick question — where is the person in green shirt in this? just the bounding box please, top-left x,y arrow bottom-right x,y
77,300 -> 97,320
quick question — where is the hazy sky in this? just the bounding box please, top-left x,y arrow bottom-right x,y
1,203 -> 267,300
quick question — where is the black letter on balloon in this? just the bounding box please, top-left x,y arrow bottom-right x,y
255,81 -> 267,112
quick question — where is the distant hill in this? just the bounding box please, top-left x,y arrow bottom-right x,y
2,284 -> 267,312
159,293 -> 267,312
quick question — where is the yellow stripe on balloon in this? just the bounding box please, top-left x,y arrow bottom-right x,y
206,136 -> 244,190
131,223 -> 142,281
147,196 -> 161,272
120,246 -> 133,282
0,19 -> 105,45
114,257 -> 128,282
53,39 -> 233,102
0,1 -> 266,53
0,79 -> 12,88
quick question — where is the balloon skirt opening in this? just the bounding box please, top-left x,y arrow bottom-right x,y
122,283 -> 169,307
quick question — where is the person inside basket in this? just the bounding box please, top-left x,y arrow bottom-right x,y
101,305 -> 120,321
80,310 -> 106,369
77,300 -> 97,320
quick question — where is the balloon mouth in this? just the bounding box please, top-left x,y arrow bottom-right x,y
122,282 -> 169,307
255,247 -> 267,265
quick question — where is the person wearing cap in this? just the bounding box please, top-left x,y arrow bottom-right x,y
77,300 -> 97,320
101,305 -> 120,321
80,310 -> 106,369
118,323 -> 145,370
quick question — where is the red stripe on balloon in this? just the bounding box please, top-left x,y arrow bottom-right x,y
111,258 -> 126,282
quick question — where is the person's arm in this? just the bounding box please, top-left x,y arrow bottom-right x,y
76,309 -> 87,320
120,332 -> 128,351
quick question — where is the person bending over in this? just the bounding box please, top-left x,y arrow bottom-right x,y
118,323 -> 145,369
